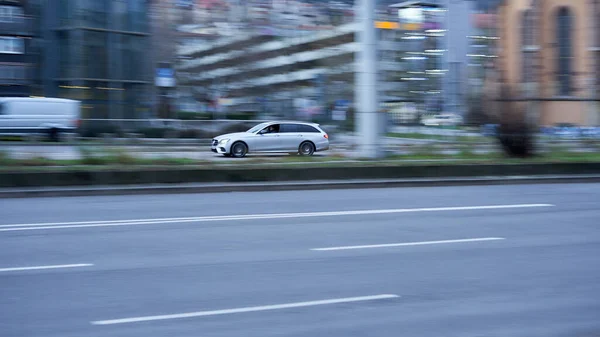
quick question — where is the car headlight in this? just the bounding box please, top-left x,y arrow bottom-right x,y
218,138 -> 230,145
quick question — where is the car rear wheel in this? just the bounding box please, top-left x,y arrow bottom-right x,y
231,142 -> 248,158
299,141 -> 315,156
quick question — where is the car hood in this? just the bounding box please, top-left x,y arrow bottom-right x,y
214,132 -> 251,140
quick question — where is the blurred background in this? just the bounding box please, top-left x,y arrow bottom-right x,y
3,4 -> 600,337
0,0 -> 599,152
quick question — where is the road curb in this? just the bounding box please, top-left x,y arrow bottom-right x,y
2,175 -> 600,198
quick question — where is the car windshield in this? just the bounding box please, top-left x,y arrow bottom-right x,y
247,122 -> 270,133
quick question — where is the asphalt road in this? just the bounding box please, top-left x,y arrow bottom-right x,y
1,184 -> 599,337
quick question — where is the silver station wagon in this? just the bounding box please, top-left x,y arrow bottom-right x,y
211,121 -> 330,158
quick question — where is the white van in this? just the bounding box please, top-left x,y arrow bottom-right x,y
0,97 -> 81,141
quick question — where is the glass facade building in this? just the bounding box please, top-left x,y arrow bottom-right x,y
33,0 -> 151,121
0,0 -> 34,97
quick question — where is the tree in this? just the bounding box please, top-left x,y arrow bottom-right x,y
495,83 -> 535,158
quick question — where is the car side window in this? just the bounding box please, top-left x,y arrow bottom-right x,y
280,124 -> 298,133
261,124 -> 280,134
297,124 -> 319,133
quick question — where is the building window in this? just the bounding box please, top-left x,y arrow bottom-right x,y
0,5 -> 24,23
521,10 -> 535,83
113,0 -> 128,31
522,10 -> 534,46
79,0 -> 108,28
0,37 -> 25,54
556,7 -> 573,96
594,0 -> 600,46
0,65 -> 26,80
82,31 -> 108,79
129,0 -> 148,33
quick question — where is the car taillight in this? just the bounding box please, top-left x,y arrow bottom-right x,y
324,134 -> 328,139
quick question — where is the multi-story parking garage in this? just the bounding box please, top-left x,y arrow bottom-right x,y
176,20 -> 428,120
175,1 -> 484,123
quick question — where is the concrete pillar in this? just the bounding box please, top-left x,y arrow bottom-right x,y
587,77 -> 599,126
355,0 -> 382,159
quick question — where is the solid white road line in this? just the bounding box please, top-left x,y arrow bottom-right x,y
0,204 -> 553,232
0,263 -> 93,272
311,237 -> 506,251
91,294 -> 400,325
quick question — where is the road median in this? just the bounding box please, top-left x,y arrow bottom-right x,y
1,161 -> 600,197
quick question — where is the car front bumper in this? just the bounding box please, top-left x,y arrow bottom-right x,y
211,146 -> 229,154
211,140 -> 232,154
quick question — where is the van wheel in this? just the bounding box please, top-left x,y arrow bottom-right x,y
48,128 -> 61,142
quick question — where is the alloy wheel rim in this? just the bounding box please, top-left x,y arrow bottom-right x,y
302,144 -> 311,154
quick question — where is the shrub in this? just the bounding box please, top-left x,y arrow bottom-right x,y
136,127 -> 171,138
176,111 -> 212,120
196,129 -> 214,139
80,123 -> 124,138
220,123 -> 251,135
178,129 -> 200,139
78,147 -> 138,166
0,151 -> 10,165
110,149 -> 136,165
79,147 -> 105,165
80,154 -> 107,166
226,112 -> 258,120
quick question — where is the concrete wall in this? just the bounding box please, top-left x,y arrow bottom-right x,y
540,101 -> 587,125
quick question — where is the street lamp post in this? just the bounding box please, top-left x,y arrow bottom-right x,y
355,0 -> 382,159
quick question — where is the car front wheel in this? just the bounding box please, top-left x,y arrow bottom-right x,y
231,142 -> 248,158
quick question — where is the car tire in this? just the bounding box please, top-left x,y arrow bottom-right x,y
231,142 -> 248,158
299,141 -> 315,156
48,128 -> 61,142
